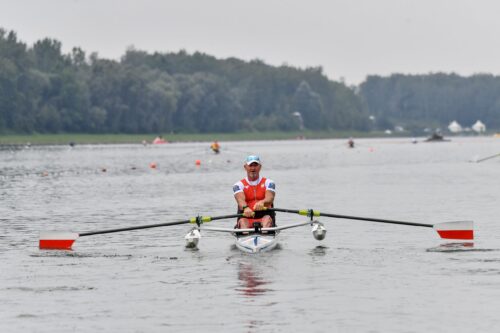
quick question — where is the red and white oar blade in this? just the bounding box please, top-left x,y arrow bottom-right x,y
39,232 -> 79,250
433,221 -> 474,240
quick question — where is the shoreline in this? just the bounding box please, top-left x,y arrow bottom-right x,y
0,131 -> 388,145
0,131 -> 496,145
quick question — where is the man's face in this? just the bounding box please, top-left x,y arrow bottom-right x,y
244,162 -> 261,179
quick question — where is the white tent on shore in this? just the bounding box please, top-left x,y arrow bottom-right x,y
472,120 -> 486,133
448,120 -> 462,133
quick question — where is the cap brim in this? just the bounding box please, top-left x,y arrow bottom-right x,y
246,160 -> 261,165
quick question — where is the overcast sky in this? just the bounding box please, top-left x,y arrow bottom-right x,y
1,0 -> 500,85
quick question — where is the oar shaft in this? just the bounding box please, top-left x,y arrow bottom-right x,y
477,153 -> 500,163
80,220 -> 190,236
80,213 -> 241,237
319,212 -> 433,228
271,208 -> 301,214
271,208 -> 433,228
212,213 -> 243,220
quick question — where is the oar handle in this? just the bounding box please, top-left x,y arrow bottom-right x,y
80,213 -> 242,237
209,213 -> 243,221
270,208 -> 319,217
270,208 -> 433,228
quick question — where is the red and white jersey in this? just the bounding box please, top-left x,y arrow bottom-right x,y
233,176 -> 276,220
233,177 -> 275,209
233,177 -> 275,196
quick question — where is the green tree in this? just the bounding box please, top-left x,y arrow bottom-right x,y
291,81 -> 325,130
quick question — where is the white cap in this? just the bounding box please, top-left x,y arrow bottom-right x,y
245,155 -> 261,165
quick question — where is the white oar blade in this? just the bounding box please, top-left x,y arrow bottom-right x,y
433,221 -> 474,240
39,232 -> 79,250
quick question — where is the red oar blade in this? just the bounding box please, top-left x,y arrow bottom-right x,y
433,221 -> 474,240
39,232 -> 79,250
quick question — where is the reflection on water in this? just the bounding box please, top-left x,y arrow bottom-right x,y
309,245 -> 328,256
236,262 -> 271,297
245,319 -> 266,332
426,242 -> 475,252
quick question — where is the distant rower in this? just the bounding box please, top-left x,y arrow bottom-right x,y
347,137 -> 355,148
210,140 -> 220,154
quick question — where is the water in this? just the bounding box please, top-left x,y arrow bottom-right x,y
1,137 -> 499,332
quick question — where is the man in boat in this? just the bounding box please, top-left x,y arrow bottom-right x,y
233,155 -> 276,229
347,137 -> 355,148
210,140 -> 220,154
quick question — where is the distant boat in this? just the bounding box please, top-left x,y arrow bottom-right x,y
494,133 -> 500,138
152,136 -> 167,144
425,132 -> 450,142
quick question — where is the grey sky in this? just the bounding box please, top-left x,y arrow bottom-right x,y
1,0 -> 500,85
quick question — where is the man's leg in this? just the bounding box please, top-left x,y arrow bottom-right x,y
261,215 -> 273,228
238,217 -> 272,230
237,218 -> 250,229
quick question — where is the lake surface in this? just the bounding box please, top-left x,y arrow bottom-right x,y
1,136 -> 499,332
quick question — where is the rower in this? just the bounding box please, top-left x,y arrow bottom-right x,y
347,137 -> 355,148
210,140 -> 220,154
233,155 -> 276,230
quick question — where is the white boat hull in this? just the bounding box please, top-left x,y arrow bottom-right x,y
198,220 -> 323,253
234,233 -> 279,253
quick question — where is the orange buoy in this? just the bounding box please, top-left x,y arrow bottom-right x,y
150,162 -> 157,169
195,160 -> 201,166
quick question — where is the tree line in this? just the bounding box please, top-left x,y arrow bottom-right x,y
0,29 -> 368,134
359,73 -> 500,132
1,28 -> 499,135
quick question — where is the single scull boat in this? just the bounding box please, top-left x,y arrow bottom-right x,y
38,208 -> 474,252
185,220 -> 327,253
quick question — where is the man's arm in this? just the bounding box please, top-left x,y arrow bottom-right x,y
235,192 -> 254,217
234,191 -> 247,210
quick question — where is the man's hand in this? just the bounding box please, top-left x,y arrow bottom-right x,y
243,206 -> 255,217
253,200 -> 267,211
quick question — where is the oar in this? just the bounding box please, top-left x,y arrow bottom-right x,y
475,152 -> 500,163
270,208 -> 474,240
39,213 -> 241,250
